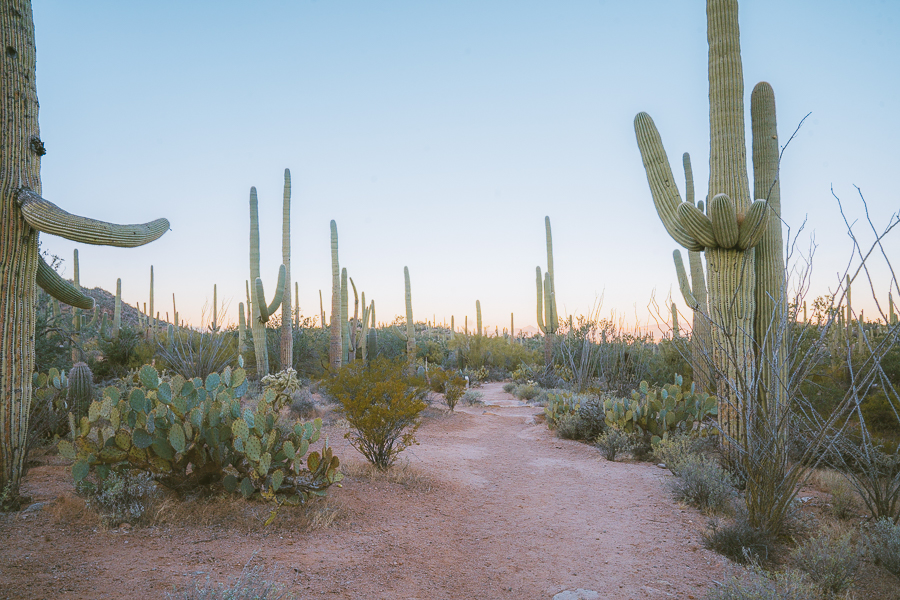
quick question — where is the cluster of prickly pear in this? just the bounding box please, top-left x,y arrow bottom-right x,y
32,368 -> 69,418
66,362 -> 94,419
603,376 -> 717,445
58,363 -> 341,505
543,391 -> 580,429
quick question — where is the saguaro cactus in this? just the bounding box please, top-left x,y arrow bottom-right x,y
476,300 -> 483,338
536,216 -> 559,367
634,0 -> 786,447
71,249 -> 82,361
280,169 -> 293,371
112,278 -> 122,337
329,221 -> 341,369
0,0 -> 169,497
248,186 -> 286,377
404,266 -> 416,366
341,268 -> 350,364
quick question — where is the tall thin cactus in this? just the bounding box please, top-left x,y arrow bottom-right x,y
341,268 -> 349,364
280,169 -> 293,371
112,278 -> 122,337
248,186 -> 286,377
71,249 -> 82,361
536,216 -> 559,367
476,300 -> 482,338
404,266 -> 415,366
329,221 -> 341,369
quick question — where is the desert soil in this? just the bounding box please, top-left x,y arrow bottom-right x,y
1,382 -> 730,599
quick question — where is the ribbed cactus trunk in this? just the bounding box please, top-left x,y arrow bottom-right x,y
0,0 -> 41,495
536,217 -> 558,368
249,188 -> 269,376
476,301 -> 482,338
1,0 -> 169,496
280,169 -> 293,371
113,278 -> 122,336
348,277 -> 358,362
212,284 -> 217,330
149,264 -> 154,331
319,289 -> 326,330
329,221 -> 341,369
404,267 -> 415,366
238,302 -> 246,355
341,268 -> 349,364
71,249 -> 81,361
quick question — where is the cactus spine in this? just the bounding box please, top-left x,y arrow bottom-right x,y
329,221 -> 342,369
404,266 -> 415,366
634,0 -> 787,447
281,169 -> 293,371
248,186 -> 286,377
536,216 -> 559,367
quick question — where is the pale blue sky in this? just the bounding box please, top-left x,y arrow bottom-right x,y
33,1 -> 900,332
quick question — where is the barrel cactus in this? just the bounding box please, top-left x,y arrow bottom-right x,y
66,362 -> 94,420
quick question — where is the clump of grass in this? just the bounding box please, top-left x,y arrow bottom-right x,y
653,433 -> 706,475
555,413 -> 589,440
863,517 -> 900,578
703,515 -> 778,565
596,428 -> 633,461
340,459 -> 433,493
167,561 -> 294,599
704,567 -> 820,600
810,469 -> 859,520
462,390 -> 484,406
502,382 -> 516,394
289,388 -> 319,420
790,527 -> 860,596
668,454 -> 735,514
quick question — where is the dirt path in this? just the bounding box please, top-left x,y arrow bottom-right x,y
1,382 -> 728,599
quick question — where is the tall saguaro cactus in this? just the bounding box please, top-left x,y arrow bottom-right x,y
280,169 -> 293,371
329,221 -> 341,369
536,216 -> 559,367
248,186 -> 286,377
634,0 -> 785,448
341,268 -> 350,363
404,266 -> 415,366
1,0 -> 169,498
476,300 -> 482,338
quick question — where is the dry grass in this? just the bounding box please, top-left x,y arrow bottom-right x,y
809,468 -> 862,520
340,459 -> 434,492
47,494 -> 100,527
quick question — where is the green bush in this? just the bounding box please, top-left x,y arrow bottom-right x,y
502,382 -> 516,394
704,515 -> 778,564
668,454 -> 735,514
652,433 -> 706,475
596,428 -> 633,461
863,517 -> 900,577
60,364 -> 342,506
515,383 -> 539,401
790,528 -> 859,596
462,390 -> 483,406
91,326 -> 155,380
861,390 -> 900,434
325,357 -> 427,469
428,368 -> 466,412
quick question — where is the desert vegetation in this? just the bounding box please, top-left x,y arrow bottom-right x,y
3,0 -> 900,598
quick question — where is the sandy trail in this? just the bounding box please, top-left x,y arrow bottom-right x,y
0,382 -> 727,599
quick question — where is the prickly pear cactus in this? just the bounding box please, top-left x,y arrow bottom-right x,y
603,376 -> 717,445
58,364 -> 341,505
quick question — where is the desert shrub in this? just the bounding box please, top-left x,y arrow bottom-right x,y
704,568 -> 820,600
77,469 -> 158,527
167,562 -> 294,600
543,391 -> 579,428
863,517 -> 900,577
289,388 -> 317,419
92,326 -> 151,380
462,390 -> 483,406
811,469 -> 859,520
502,382 -> 516,394
790,528 -> 859,596
288,321 -> 330,379
669,454 -> 735,514
60,364 -> 342,506
704,515 -> 778,564
155,327 -> 238,381
325,357 -> 427,469
555,413 -> 587,440
575,396 -> 607,439
836,440 -> 900,523
653,433 -> 705,475
861,390 -> 900,434
515,383 -> 539,401
428,368 -> 466,412
596,428 -> 633,461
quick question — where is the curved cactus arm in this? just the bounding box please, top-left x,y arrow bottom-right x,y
35,255 -> 94,309
683,152 -> 695,205
736,199 -> 769,250
633,113 -> 702,251
544,272 -> 557,334
673,250 -> 700,311
18,189 -> 169,247
265,264 -> 286,316
536,266 -> 546,334
255,278 -> 270,323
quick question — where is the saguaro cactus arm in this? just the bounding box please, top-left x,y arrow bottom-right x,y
35,255 -> 93,309
17,189 -> 169,247
254,264 -> 286,324
673,250 -> 700,311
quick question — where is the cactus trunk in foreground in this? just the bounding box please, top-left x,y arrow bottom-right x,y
0,0 -> 169,498
280,169 -> 293,371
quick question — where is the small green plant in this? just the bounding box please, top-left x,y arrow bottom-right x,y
515,383 -> 539,401
462,390 -> 484,406
325,357 -> 427,469
652,433 -> 704,475
668,454 -> 735,514
596,428 -> 633,461
790,528 -> 859,596
863,517 -> 900,578
704,567 -> 820,600
502,382 -> 516,394
555,413 -> 588,440
543,391 -> 579,428
428,368 -> 466,412
77,469 -> 158,527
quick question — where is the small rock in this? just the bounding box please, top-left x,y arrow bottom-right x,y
553,589 -> 600,600
657,463 -> 667,469
23,502 -> 48,513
